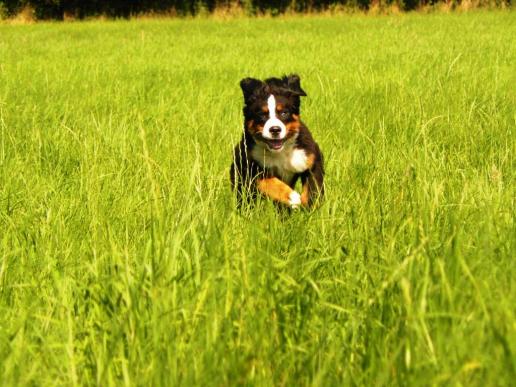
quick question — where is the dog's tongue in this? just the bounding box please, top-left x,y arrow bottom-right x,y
269,140 -> 283,150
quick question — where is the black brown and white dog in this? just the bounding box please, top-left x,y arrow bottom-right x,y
230,74 -> 324,209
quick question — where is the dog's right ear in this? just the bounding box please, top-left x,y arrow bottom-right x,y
282,74 -> 307,97
240,78 -> 263,102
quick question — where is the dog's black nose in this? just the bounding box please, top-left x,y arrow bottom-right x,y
270,126 -> 281,135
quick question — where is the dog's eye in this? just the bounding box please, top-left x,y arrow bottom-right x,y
280,110 -> 289,118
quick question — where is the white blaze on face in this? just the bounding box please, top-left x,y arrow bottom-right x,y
262,94 -> 287,140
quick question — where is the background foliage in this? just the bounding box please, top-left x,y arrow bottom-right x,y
0,0 -> 512,19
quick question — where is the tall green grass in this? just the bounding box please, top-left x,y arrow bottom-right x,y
0,11 -> 514,385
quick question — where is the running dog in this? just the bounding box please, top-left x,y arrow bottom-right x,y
230,74 -> 324,209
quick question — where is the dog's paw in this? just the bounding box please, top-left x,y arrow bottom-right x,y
289,191 -> 302,209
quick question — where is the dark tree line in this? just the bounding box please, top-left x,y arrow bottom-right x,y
0,0 -> 510,19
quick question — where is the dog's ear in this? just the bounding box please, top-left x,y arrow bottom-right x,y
282,74 -> 307,96
240,78 -> 263,102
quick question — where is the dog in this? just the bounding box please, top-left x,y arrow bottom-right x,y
230,74 -> 324,209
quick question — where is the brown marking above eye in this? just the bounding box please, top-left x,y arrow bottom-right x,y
261,105 -> 269,113
276,103 -> 284,111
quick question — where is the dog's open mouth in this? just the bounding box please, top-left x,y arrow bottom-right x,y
264,139 -> 285,150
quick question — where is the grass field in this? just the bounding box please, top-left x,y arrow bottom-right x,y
0,10 -> 515,386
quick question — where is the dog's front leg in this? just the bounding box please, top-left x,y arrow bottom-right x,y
300,166 -> 324,208
256,177 -> 301,209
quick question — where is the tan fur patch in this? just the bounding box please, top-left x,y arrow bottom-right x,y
306,153 -> 315,169
301,183 -> 309,206
256,177 -> 294,205
285,119 -> 301,135
247,120 -> 263,135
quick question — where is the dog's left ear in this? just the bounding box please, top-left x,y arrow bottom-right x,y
240,77 -> 264,102
282,74 -> 307,96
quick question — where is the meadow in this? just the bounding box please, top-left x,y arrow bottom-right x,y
0,10 -> 514,386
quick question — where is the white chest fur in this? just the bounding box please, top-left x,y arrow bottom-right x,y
251,145 -> 310,182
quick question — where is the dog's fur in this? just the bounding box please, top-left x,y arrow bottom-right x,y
230,74 -> 324,209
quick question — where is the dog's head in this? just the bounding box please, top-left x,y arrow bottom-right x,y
240,74 -> 307,152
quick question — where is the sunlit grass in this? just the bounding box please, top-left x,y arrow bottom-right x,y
0,11 -> 514,385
